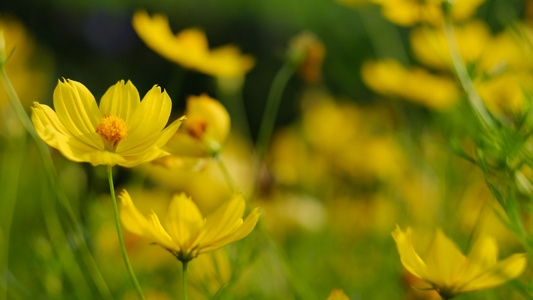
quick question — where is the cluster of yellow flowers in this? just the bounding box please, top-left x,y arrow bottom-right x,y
2,3 -> 532,299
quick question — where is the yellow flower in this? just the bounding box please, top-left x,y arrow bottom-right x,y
372,0 -> 485,27
392,226 -> 527,298
119,190 -> 260,262
361,59 -> 459,110
132,10 -> 255,78
0,15 -> 51,112
327,288 -> 350,300
31,79 -> 185,167
410,21 -> 491,71
164,94 -> 230,158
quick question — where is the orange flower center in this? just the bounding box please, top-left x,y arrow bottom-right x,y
96,114 -> 128,149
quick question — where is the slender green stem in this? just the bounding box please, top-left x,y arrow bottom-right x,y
40,183 -> 93,299
182,260 -> 189,300
255,61 -> 298,162
214,153 -> 236,191
107,166 -> 145,300
0,67 -> 112,298
0,130 -> 24,300
443,14 -> 495,130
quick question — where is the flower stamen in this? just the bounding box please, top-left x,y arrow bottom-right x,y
96,114 -> 129,150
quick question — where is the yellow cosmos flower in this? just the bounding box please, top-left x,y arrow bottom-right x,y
119,190 -> 260,262
132,10 -> 255,78
410,21 -> 491,71
31,79 -> 185,167
361,59 -> 459,110
164,94 -> 230,158
392,226 -> 527,299
327,288 -> 350,300
372,0 -> 485,26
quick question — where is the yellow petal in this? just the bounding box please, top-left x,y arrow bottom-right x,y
118,85 -> 171,151
165,193 -> 204,251
32,103 -> 122,165
327,288 -> 350,300
199,207 -> 260,254
460,236 -> 498,283
424,229 -> 466,287
117,116 -> 184,159
195,194 -> 246,248
391,226 -> 427,279
460,253 -> 527,293
119,190 -> 176,250
99,80 -> 140,123
53,79 -> 103,148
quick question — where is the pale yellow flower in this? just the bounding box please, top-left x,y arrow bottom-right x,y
132,10 -> 255,78
361,59 -> 460,110
327,288 -> 350,300
392,226 -> 527,298
164,94 -> 230,158
31,79 -> 184,167
0,15 -> 50,112
410,21 -> 491,70
372,0 -> 485,27
119,190 -> 260,262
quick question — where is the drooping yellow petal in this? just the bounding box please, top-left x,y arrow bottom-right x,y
99,80 -> 140,123
391,226 -> 427,279
195,194 -> 246,246
460,253 -> 527,292
53,79 -> 103,148
119,190 -> 175,250
199,207 -> 260,254
165,193 -> 204,251
460,236 -> 498,282
31,103 -> 126,165
424,229 -> 466,287
117,85 -> 171,152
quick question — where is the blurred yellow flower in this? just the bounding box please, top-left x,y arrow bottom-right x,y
31,79 -> 185,167
327,288 -> 350,300
0,15 -> 50,111
361,59 -> 459,110
372,0 -> 485,26
165,94 -> 230,158
410,21 -> 491,70
392,226 -> 527,298
132,10 -> 255,78
119,190 -> 260,262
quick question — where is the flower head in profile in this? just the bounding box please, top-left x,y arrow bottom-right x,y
132,10 -> 254,78
327,288 -> 350,300
119,190 -> 260,262
31,79 -> 185,167
392,226 -> 527,299
164,94 -> 230,158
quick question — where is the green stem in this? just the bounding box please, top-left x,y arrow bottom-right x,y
214,153 -> 236,191
443,14 -> 495,130
107,166 -> 145,300
0,130 -> 24,300
182,260 -> 189,300
0,67 -> 112,299
255,60 -> 298,162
